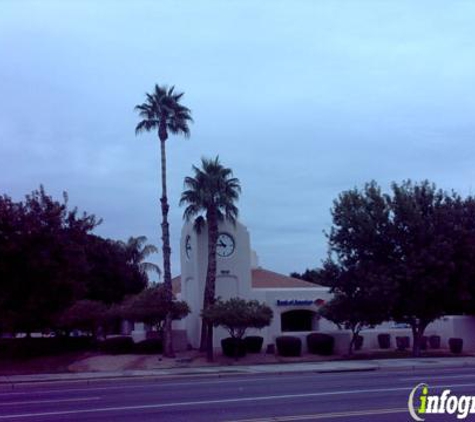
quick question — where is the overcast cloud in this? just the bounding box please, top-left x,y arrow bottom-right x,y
1,1 -> 475,276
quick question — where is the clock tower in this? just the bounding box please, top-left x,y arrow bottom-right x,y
179,219 -> 253,348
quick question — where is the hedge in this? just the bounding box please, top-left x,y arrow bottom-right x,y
276,336 -> 301,357
307,333 -> 334,356
98,336 -> 134,354
0,337 -> 97,359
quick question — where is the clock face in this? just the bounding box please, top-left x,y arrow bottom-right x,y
185,235 -> 192,260
216,233 -> 235,257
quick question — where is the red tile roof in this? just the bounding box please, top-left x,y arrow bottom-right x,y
251,268 -> 319,288
172,268 -> 319,295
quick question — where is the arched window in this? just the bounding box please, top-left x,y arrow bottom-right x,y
281,310 -> 317,332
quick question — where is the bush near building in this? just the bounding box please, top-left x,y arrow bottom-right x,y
202,298 -> 272,359
276,336 -> 302,357
307,333 -> 335,356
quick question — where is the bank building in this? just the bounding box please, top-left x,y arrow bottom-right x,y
170,219 -> 334,352
129,219 -> 475,354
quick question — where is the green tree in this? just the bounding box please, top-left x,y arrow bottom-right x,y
318,263 -> 389,355
0,186 -> 100,335
135,84 -> 192,357
325,180 -> 475,356
387,181 -> 472,356
0,187 -> 151,336
202,298 -> 273,340
290,268 -> 329,286
59,300 -> 108,338
119,286 -> 190,332
83,235 -> 147,304
180,157 -> 241,361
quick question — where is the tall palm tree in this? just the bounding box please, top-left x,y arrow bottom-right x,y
135,84 -> 192,357
180,157 -> 241,361
123,236 -> 161,282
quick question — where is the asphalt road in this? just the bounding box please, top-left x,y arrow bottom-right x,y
1,367 -> 475,421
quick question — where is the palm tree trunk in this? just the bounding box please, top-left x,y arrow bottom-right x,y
200,208 -> 218,361
159,135 -> 174,358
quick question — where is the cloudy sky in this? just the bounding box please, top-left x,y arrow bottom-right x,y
1,1 -> 475,277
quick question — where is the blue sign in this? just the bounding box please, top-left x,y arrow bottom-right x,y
276,299 -> 314,306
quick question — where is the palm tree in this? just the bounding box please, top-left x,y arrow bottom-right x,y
135,84 -> 192,357
180,157 -> 241,361
123,236 -> 161,283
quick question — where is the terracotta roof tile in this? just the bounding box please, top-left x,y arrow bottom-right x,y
171,268 -> 320,294
251,268 -> 319,288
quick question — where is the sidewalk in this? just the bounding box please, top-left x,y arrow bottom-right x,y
2,356 -> 475,387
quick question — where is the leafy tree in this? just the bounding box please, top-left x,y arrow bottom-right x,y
290,268 -> 330,286
0,187 -> 151,335
318,285 -> 388,355
119,286 -> 190,332
387,181 -> 474,356
202,297 -> 273,340
59,300 -> 108,337
83,235 -> 147,304
325,180 -> 475,356
135,84 -> 192,357
0,186 -> 99,335
180,157 -> 241,361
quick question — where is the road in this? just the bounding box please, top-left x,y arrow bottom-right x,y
1,367 -> 475,421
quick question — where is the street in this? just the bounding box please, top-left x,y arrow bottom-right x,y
1,367 -> 475,421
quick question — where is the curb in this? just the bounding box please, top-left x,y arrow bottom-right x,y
2,358 -> 475,387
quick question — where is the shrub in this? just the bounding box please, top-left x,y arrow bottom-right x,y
276,336 -> 301,357
134,339 -> 163,354
354,334 -> 364,351
0,337 -> 97,359
221,337 -> 246,358
118,287 -> 190,330
59,300 -> 107,337
377,333 -> 391,349
396,336 -> 410,351
429,335 -> 441,349
202,298 -> 273,341
307,333 -> 334,356
244,336 -> 264,353
449,338 -> 463,354
99,336 -> 134,354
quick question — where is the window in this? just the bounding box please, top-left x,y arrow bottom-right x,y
281,310 -> 317,332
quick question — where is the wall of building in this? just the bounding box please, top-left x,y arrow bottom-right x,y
179,219 -> 254,348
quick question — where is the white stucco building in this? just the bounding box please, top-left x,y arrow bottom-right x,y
171,219 -> 333,351
160,218 -> 475,354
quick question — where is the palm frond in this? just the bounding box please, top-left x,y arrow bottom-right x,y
135,83 -> 192,140
193,215 -> 206,234
180,156 -> 241,226
140,262 -> 162,276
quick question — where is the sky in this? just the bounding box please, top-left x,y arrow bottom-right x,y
1,1 -> 475,277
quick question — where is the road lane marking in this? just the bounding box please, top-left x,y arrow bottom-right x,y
1,381 -> 475,420
0,374 -> 356,397
225,408 -> 408,421
0,397 -> 101,406
402,374 -> 475,381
